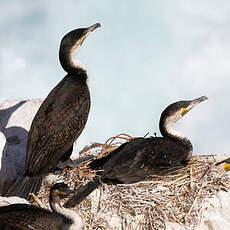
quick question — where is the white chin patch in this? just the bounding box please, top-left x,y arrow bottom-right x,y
70,43 -> 88,72
73,60 -> 87,72
164,113 -> 185,139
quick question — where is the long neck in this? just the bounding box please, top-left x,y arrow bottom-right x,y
50,194 -> 83,229
159,116 -> 193,152
59,42 -> 88,81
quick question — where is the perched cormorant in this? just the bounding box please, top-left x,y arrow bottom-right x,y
215,157 -> 230,171
0,183 -> 82,230
6,23 -> 101,199
64,96 -> 208,207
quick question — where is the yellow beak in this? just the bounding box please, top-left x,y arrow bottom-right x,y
224,162 -> 230,171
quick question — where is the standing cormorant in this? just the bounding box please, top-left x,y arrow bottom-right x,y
64,96 -> 208,207
6,23 -> 101,199
0,183 -> 82,230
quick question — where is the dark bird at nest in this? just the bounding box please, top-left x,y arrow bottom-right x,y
64,96 -> 208,207
0,183 -> 82,230
6,23 -> 101,199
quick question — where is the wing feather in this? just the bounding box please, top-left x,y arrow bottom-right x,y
0,204 -> 66,229
26,75 -> 90,175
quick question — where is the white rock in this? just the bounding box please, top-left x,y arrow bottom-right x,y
0,99 -> 79,195
198,191 -> 230,230
0,99 -> 42,195
166,223 -> 185,230
0,196 -> 29,207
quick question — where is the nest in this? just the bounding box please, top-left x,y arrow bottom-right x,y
33,134 -> 230,230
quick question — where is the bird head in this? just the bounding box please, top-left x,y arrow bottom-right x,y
159,96 -> 208,139
60,23 -> 101,53
51,182 -> 74,199
59,23 -> 101,74
161,96 -> 208,124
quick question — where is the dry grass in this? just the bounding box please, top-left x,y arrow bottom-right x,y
33,134 -> 230,230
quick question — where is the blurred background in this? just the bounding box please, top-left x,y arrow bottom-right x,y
0,0 -> 229,155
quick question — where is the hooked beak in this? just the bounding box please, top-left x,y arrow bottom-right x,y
84,23 -> 101,38
183,96 -> 208,115
190,96 -> 208,106
60,187 -> 75,199
87,23 -> 101,32
78,23 -> 101,46
65,187 -> 75,195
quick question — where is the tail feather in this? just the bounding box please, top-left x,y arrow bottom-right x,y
64,177 -> 101,208
4,176 -> 43,200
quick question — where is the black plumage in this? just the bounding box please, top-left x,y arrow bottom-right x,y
0,183 -> 80,230
26,74 -> 90,175
0,204 -> 71,230
64,96 -> 208,207
6,23 -> 101,199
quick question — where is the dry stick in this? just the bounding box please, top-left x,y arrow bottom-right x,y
98,145 -> 118,158
102,133 -> 133,149
185,182 -> 207,220
106,133 -> 133,144
96,133 -> 134,158
30,193 -> 46,208
79,142 -> 104,155
190,165 -> 195,190
158,174 -> 190,187
154,190 -> 189,209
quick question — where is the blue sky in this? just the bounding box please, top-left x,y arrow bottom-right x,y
0,1 -> 229,155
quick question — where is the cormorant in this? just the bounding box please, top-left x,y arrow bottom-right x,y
215,157 -> 230,171
0,183 -> 82,230
64,96 -> 208,207
6,23 -> 101,199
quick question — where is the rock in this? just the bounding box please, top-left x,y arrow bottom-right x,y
198,190 -> 230,230
0,99 -> 42,195
0,99 -> 79,196
0,196 -> 29,207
